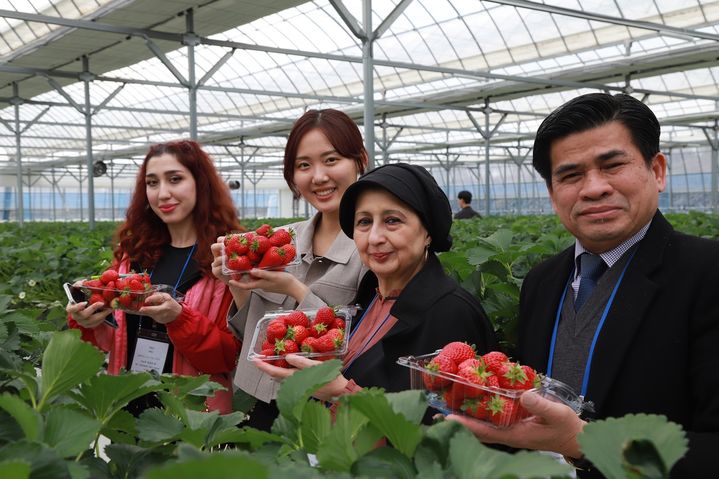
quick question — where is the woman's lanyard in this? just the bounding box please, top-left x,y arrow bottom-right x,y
149,243 -> 196,295
343,293 -> 394,373
546,250 -> 637,397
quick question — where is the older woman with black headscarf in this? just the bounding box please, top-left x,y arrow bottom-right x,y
255,163 -> 497,400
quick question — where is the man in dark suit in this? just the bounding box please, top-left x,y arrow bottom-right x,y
454,190 -> 482,219
450,93 -> 719,477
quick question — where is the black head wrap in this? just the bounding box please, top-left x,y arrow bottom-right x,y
339,163 -> 453,252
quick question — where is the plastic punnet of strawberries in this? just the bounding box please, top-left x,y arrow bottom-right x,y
222,224 -> 298,276
248,306 -> 354,368
399,342 -> 543,428
79,269 -> 156,311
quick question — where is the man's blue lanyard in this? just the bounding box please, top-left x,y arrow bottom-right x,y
149,244 -> 196,297
546,250 -> 636,397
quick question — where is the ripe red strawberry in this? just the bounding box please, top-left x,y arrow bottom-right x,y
84,279 -> 104,290
333,317 -> 346,330
520,365 -> 541,390
266,319 -> 287,343
227,253 -> 252,271
495,362 -> 531,390
485,395 -> 519,427
314,328 -> 344,352
457,357 -> 482,373
269,228 -> 293,247
129,279 -> 145,292
438,342 -> 476,365
313,306 -> 337,328
247,249 -> 262,265
422,354 -> 457,391
261,340 -> 273,350
309,322 -> 328,338
274,338 -> 299,355
117,293 -> 133,308
462,397 -> 490,420
255,224 -> 274,238
481,351 -> 509,374
443,385 -> 465,410
225,234 -> 249,255
284,310 -> 309,327
260,347 -> 275,357
286,325 -> 310,344
301,336 -> 317,353
250,235 -> 271,255
258,246 -> 286,269
456,362 -> 494,400
100,269 -> 119,285
89,293 -> 106,306
278,244 -> 296,264
102,281 -> 117,303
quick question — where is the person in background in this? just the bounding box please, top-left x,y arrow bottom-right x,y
68,140 -> 241,414
449,93 -> 719,478
256,163 -> 497,404
454,190 -> 481,219
211,109 -> 371,430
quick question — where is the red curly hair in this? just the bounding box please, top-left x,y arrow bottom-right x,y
114,140 -> 242,274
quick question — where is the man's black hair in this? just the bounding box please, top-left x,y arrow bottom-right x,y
457,190 -> 472,204
532,93 -> 660,187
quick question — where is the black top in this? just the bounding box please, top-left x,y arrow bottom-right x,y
454,206 -> 482,219
126,244 -> 201,373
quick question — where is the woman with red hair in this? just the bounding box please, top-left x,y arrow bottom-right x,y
67,140 -> 241,414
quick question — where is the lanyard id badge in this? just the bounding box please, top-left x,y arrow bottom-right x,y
130,326 -> 170,373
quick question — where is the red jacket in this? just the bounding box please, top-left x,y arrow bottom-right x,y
69,260 -> 240,413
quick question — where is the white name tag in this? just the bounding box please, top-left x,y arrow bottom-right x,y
130,338 -> 169,373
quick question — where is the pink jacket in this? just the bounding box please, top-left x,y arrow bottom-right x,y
69,260 -> 240,414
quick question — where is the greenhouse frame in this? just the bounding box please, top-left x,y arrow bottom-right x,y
1,0 -> 718,224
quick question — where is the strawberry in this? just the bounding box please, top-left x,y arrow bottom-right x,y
422,354 -> 457,391
225,234 -> 249,256
266,319 -> 287,343
314,328 -> 344,352
301,336 -> 318,353
129,279 -> 145,292
286,325 -> 310,344
100,269 -> 119,285
89,293 -> 106,307
255,224 -> 274,238
261,340 -> 274,350
118,293 -> 133,308
269,228 -> 293,247
284,310 -> 309,327
456,361 -> 494,400
309,322 -> 328,338
258,246 -> 286,269
333,317 -> 346,330
481,351 -> 509,374
274,338 -> 299,355
485,395 -> 519,427
250,235 -> 271,255
438,341 -> 476,365
443,385 -> 465,410
102,281 -> 117,303
495,362 -> 531,390
260,347 -> 275,357
84,279 -> 104,291
521,365 -> 541,390
228,253 -> 252,271
313,306 -> 337,328
462,397 -> 491,420
278,244 -> 296,264
247,249 -> 263,265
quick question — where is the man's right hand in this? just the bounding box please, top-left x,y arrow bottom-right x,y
67,301 -> 111,329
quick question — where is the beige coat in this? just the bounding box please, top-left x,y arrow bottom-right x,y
229,214 -> 368,402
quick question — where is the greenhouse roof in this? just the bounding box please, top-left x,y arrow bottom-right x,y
1,0 -> 719,184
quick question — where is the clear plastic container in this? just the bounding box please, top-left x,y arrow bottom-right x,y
76,281 -> 185,313
247,306 -> 358,365
397,351 -> 587,428
221,227 -> 300,276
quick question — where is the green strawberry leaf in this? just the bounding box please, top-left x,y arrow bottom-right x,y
38,330 -> 104,411
578,413 -> 688,479
142,453 -> 269,479
275,359 -> 342,424
346,388 -> 423,459
71,372 -> 160,422
351,446 -> 416,478
136,408 -> 184,443
299,399 -> 331,454
43,406 -> 101,457
449,428 -> 571,479
0,460 -> 31,479
386,389 -> 428,425
0,393 -> 42,441
0,441 -> 71,479
316,404 -> 365,471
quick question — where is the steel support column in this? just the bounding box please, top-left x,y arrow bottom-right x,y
82,56 -> 96,228
12,83 -> 23,225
